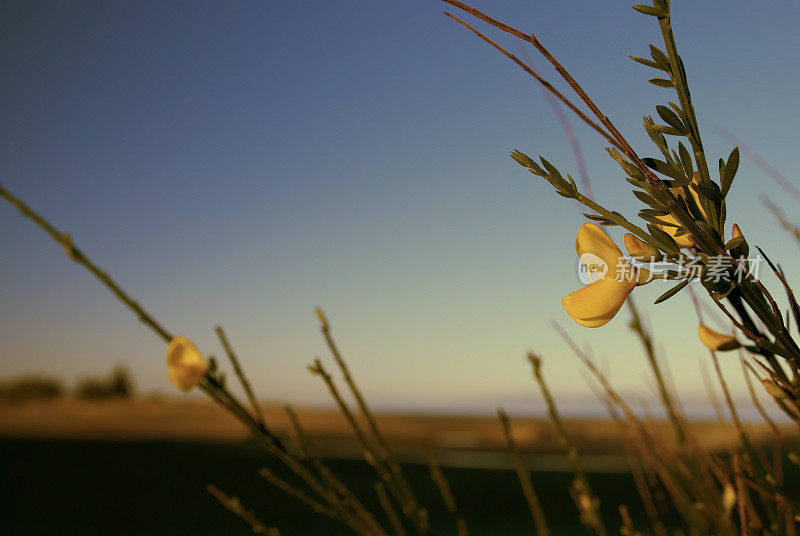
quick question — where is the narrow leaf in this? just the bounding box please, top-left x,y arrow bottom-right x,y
648,45 -> 671,70
725,235 -> 745,250
721,146 -> 739,196
649,78 -> 674,88
654,279 -> 691,304
656,105 -> 686,133
678,142 -> 694,177
633,5 -> 667,17
630,56 -> 662,70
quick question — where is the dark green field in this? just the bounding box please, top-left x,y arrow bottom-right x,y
0,438 -> 657,535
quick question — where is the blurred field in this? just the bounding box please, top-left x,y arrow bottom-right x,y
0,397 -> 786,464
1,398 -> 796,534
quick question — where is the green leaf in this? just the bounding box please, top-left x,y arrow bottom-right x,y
652,124 -> 683,136
630,55 -> 662,70
633,189 -> 668,211
555,189 -> 574,199
633,5 -> 667,17
625,176 -> 646,188
656,105 -> 686,133
649,78 -> 674,88
725,235 -> 745,250
721,146 -> 739,197
643,157 -> 686,181
539,157 -> 561,179
678,142 -> 694,177
654,279 -> 691,304
647,223 -> 680,254
662,176 -> 691,188
511,150 -> 543,175
649,45 -> 671,70
691,180 -> 723,203
640,208 -> 669,217
583,213 -> 609,222
639,211 -> 668,226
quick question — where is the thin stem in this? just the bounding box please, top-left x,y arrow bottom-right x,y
0,182 -> 173,343
215,326 -> 264,427
527,352 -> 606,536
442,11 -> 621,152
497,408 -> 549,535
426,453 -> 469,536
626,299 -> 685,444
308,359 -> 413,532
375,483 -> 406,536
315,310 -> 428,533
259,468 -> 337,519
285,405 -> 386,535
206,484 -> 279,536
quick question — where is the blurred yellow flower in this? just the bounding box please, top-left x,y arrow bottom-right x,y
166,336 -> 209,391
697,324 -> 740,352
562,223 -> 638,328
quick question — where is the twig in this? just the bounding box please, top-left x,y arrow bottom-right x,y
0,181 -> 173,342
259,468 -> 337,519
527,352 -> 606,536
206,484 -> 280,536
426,452 -> 469,536
497,408 -> 549,535
315,310 -> 427,533
375,483 -> 406,536
442,11 -> 620,152
215,325 -> 263,426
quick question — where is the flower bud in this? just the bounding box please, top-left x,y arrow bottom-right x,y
722,483 -> 736,516
698,324 -> 740,352
762,379 -> 787,400
730,223 -> 750,258
166,336 -> 209,391
623,233 -> 660,262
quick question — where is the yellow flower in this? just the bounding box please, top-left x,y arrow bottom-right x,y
697,324 -> 740,352
623,233 -> 660,262
721,483 -> 736,517
166,336 -> 209,391
562,223 -> 638,328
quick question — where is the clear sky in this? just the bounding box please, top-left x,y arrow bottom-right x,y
2,1 -> 799,414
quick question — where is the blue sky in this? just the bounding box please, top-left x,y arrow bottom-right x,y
2,1 -> 799,413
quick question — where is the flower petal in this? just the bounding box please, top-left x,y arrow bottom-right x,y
166,336 -> 209,391
562,276 -> 635,328
576,223 -> 625,270
697,324 -> 740,352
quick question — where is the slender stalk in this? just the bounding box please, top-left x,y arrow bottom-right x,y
215,325 -> 264,426
307,359 -> 413,532
426,453 -> 469,536
627,299 -> 685,443
0,181 -> 173,343
375,483 -> 406,536
207,484 -> 280,536
527,353 -> 606,536
259,468 -> 337,519
285,405 -> 386,535
315,310 -> 427,533
442,11 -> 620,152
497,408 -> 549,535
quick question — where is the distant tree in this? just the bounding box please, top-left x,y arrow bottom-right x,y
75,366 -> 134,399
0,375 -> 63,400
